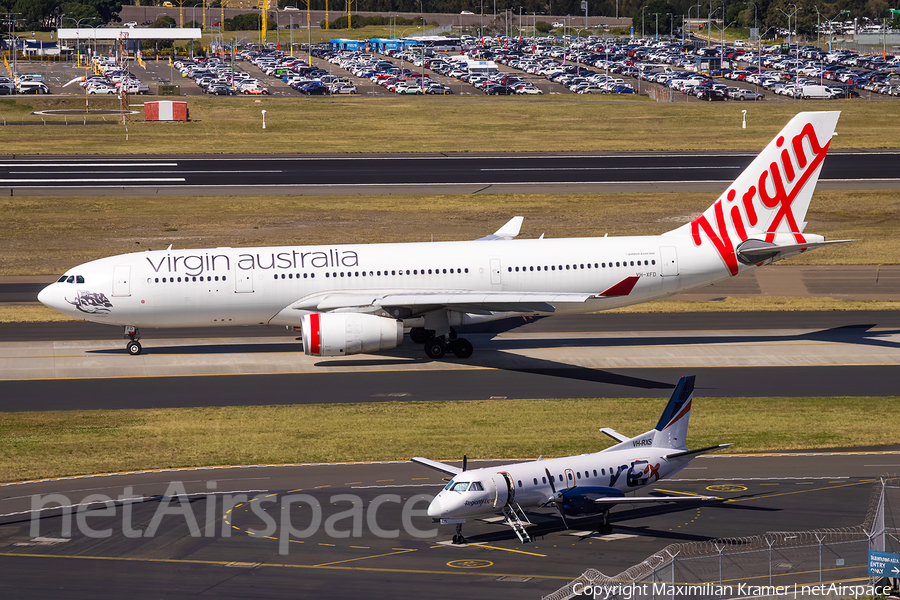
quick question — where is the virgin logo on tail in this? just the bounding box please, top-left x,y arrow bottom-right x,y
690,118 -> 833,276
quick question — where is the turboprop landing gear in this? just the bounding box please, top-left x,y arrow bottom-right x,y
597,510 -> 613,535
452,523 -> 466,545
124,326 -> 142,356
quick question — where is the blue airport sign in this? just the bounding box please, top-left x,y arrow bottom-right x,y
868,550 -> 900,577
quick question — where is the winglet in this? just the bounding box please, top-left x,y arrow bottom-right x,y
596,276 -> 640,297
477,216 -> 524,241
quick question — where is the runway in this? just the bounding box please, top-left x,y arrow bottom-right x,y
0,453 -> 894,599
2,310 -> 899,411
2,151 -> 898,196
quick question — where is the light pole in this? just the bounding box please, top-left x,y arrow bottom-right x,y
776,4 -> 800,98
62,16 -> 97,66
826,10 -> 849,52
744,1 -> 757,44
668,13 -> 673,40
653,13 -> 659,41
641,6 -> 646,39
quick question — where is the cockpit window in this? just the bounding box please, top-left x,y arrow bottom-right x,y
76,275 -> 85,284
57,276 -> 67,283
443,480 -> 456,491
449,482 -> 470,492
468,482 -> 484,492
66,276 -> 75,284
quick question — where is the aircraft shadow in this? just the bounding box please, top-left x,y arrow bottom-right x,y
89,343 -> 306,355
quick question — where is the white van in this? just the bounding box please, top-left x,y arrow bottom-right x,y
801,84 -> 834,99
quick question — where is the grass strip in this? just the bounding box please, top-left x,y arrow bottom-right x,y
0,397 -> 896,483
3,189 -> 898,277
2,97 -> 899,154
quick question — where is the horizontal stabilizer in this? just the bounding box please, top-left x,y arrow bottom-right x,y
597,276 -> 640,297
666,443 -> 733,460
736,239 -> 856,265
477,216 -> 524,241
411,457 -> 462,476
599,428 -> 630,443
593,495 -> 718,505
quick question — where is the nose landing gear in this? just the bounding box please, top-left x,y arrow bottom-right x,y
452,523 -> 466,545
125,326 -> 142,355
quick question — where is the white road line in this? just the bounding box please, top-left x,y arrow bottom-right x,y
0,178 -> 187,183
8,170 -> 282,174
0,163 -> 178,167
481,166 -> 743,172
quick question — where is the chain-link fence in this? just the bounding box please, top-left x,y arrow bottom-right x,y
543,477 -> 900,600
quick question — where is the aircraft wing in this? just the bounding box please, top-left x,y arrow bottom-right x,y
592,495 -> 718,505
411,457 -> 463,476
283,277 -> 641,315
476,216 -> 524,241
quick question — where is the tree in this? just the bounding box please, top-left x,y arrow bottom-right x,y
535,19 -> 552,32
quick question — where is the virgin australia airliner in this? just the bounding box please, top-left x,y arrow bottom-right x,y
38,112 -> 848,359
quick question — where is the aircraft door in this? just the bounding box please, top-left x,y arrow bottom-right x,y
564,468 -> 576,490
659,246 -> 679,276
489,259 -> 502,286
234,266 -> 254,293
489,472 -> 511,508
112,265 -> 131,297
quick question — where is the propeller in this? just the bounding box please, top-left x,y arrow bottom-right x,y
543,467 -> 569,529
462,454 -> 467,472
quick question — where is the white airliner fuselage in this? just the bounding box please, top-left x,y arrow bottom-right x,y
38,112 -> 846,359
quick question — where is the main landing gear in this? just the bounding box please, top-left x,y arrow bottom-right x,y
597,509 -> 613,535
410,327 -> 474,360
124,326 -> 142,356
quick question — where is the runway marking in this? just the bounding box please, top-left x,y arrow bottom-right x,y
376,479 -> 394,482
725,479 -> 876,503
0,552 -> 574,580
314,484 -> 330,489
470,544 -> 547,557
0,163 -> 178,167
652,488 -> 713,497
480,166 -> 741,171
0,178 -> 187,183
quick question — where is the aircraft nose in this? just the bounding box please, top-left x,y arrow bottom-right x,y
427,496 -> 443,518
37,284 -> 55,308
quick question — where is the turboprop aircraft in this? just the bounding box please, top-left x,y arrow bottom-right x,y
412,375 -> 730,544
38,112 -> 848,359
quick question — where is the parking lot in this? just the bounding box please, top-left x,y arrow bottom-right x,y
6,35 -> 898,104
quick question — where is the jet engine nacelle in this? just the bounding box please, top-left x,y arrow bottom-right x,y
301,313 -> 403,357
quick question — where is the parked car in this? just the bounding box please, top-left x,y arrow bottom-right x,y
728,88 -> 764,101
697,88 -> 728,101
16,81 -> 49,94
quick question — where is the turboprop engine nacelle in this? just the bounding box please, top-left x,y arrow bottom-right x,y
301,313 -> 403,357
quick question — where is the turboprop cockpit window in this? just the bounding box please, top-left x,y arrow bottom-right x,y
76,276 -> 84,284
57,276 -> 67,283
449,482 -> 471,492
66,276 -> 75,283
468,482 -> 484,492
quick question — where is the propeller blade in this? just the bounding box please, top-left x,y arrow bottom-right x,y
555,503 -> 569,529
462,454 -> 467,472
545,467 -> 556,494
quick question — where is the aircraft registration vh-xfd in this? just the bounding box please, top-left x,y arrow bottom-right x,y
39,111 -> 849,359
413,375 -> 730,543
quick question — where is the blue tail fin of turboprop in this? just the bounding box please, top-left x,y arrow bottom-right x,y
652,375 -> 695,449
